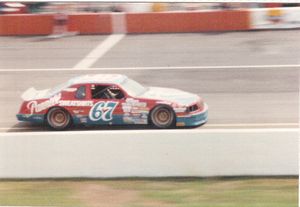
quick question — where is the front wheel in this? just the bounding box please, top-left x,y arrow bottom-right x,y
150,105 -> 175,129
46,107 -> 72,130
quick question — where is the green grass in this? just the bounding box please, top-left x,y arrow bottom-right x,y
0,178 -> 297,207
0,181 -> 82,207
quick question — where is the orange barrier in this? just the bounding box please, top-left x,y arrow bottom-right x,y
0,14 -> 53,35
0,13 -> 112,36
0,11 -> 251,36
68,14 -> 112,34
126,10 -> 251,33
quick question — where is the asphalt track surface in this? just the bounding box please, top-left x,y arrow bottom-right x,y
0,30 -> 299,132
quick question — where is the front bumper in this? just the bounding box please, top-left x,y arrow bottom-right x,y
176,103 -> 208,127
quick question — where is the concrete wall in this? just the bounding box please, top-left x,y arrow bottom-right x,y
0,129 -> 298,178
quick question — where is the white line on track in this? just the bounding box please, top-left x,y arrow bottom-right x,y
0,123 -> 298,132
73,34 -> 125,69
0,128 -> 298,136
205,123 -> 299,127
0,64 -> 299,72
0,126 -> 298,134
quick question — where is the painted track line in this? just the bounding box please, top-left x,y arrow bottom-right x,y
0,128 -> 299,136
0,64 -> 300,72
73,34 -> 125,69
0,128 -> 298,135
0,123 -> 298,132
205,123 -> 299,127
0,122 -> 300,130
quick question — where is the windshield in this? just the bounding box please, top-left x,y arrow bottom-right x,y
120,78 -> 147,97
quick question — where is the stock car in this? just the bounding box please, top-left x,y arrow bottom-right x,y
17,74 -> 208,130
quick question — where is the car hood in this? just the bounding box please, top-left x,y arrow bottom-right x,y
138,87 -> 200,106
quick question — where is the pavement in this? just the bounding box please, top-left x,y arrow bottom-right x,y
0,30 -> 299,132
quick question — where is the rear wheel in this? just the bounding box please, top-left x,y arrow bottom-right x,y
46,107 -> 71,130
150,105 -> 175,129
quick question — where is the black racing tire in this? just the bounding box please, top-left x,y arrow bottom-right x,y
46,107 -> 72,130
150,105 -> 175,129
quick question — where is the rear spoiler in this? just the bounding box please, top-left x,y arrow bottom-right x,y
21,87 -> 37,101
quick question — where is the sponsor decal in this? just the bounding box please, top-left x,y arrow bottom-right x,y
27,93 -> 61,114
80,117 -> 88,123
122,106 -> 132,113
59,100 -> 93,107
26,93 -> 94,115
74,114 -> 88,123
130,109 -> 149,114
253,7 -> 300,29
267,9 -> 284,24
176,122 -> 186,127
123,116 -> 148,124
32,116 -> 43,120
122,98 -> 147,109
121,98 -> 149,124
141,113 -> 147,119
72,109 -> 84,114
89,101 -> 118,122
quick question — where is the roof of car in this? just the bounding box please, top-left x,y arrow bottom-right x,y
68,74 -> 128,85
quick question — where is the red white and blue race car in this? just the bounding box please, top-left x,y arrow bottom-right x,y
17,74 -> 208,130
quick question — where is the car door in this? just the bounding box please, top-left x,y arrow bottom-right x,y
88,83 -> 127,125
58,84 -> 94,125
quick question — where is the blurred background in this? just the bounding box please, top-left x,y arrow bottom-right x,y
0,2 -> 300,14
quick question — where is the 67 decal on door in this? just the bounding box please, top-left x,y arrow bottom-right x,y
89,101 -> 118,122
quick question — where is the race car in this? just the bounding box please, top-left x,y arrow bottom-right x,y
17,74 -> 208,130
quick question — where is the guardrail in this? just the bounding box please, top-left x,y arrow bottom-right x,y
0,129 -> 297,178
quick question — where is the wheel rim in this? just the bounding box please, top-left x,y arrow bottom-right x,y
49,109 -> 68,127
153,108 -> 172,126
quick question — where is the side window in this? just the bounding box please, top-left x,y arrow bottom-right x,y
91,85 -> 109,99
108,86 -> 125,99
91,84 -> 125,99
75,85 -> 86,99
